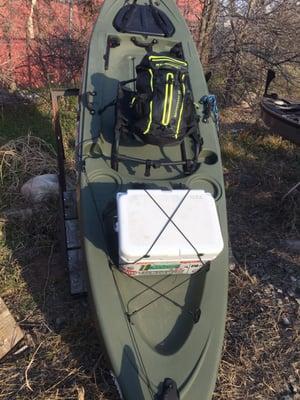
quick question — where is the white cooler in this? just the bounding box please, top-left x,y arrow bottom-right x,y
116,190 -> 224,275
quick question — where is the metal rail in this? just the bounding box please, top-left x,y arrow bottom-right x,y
50,88 -> 86,295
50,88 -> 80,191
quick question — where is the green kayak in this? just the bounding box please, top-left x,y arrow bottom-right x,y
77,1 -> 229,398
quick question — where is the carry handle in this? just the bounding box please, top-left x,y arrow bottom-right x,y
131,37 -> 158,52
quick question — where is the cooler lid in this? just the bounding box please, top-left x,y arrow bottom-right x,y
117,190 -> 224,263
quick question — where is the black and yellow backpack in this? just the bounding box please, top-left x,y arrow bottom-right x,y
131,51 -> 198,145
111,45 -> 202,175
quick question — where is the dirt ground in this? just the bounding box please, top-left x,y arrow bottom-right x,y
0,105 -> 299,400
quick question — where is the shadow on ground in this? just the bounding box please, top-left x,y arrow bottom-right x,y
213,108 -> 300,400
0,100 -> 119,400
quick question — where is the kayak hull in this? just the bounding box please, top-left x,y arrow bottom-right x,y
77,1 -> 229,399
261,97 -> 300,146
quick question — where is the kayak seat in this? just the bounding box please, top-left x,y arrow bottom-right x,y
113,1 -> 175,37
264,98 -> 300,112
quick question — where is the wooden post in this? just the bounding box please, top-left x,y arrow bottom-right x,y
0,297 -> 24,360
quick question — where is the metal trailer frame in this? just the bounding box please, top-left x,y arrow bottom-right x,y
50,88 -> 87,295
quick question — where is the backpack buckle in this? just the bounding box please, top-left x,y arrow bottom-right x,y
145,160 -> 152,177
144,160 -> 161,176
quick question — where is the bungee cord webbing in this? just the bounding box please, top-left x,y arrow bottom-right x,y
82,165 -> 208,396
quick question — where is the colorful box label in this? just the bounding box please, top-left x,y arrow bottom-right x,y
120,261 -> 202,276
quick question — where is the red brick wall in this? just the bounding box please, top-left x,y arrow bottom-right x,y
0,0 -> 201,88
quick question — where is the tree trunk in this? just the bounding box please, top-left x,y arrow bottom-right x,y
2,0 -> 16,90
69,0 -> 74,34
27,0 -> 37,40
223,0 -> 240,103
196,0 -> 219,67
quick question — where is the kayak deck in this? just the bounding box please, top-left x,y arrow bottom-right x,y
84,34 -> 198,180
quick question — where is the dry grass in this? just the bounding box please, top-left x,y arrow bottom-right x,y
214,106 -> 300,400
0,102 -> 299,399
0,136 -> 57,208
215,265 -> 300,400
0,133 -> 119,400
